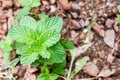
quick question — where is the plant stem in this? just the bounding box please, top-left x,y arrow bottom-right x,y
84,0 -> 94,44
66,57 -> 75,80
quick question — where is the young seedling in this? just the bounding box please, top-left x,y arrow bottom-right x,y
15,0 -> 41,20
65,44 -> 91,80
0,36 -> 19,80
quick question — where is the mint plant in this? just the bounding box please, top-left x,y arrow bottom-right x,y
37,60 -> 66,80
16,0 -> 40,20
0,15 -> 75,79
8,16 -> 66,65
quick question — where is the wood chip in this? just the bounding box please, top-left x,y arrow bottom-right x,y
104,30 -> 115,48
84,62 -> 99,77
105,19 -> 114,28
58,0 -> 71,10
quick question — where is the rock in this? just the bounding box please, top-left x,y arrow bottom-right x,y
114,21 -> 119,32
68,20 -> 81,30
114,26 -> 119,32
107,54 -> 115,63
13,66 -> 20,75
14,0 -> 21,7
98,10 -> 105,17
93,23 -> 105,37
2,0 -> 13,9
27,67 -> 38,74
58,0 -> 71,10
13,66 -> 26,78
79,19 -> 85,27
0,13 -> 7,23
103,78 -> 112,80
79,32 -> 86,40
2,23 -> 7,31
105,19 -> 114,28
71,12 -> 78,18
25,74 -> 36,80
99,29 -> 105,38
84,62 -> 99,76
72,3 -> 80,10
7,16 -> 14,29
98,68 -> 116,77
42,1 -> 49,6
50,5 -> 57,13
70,30 -> 79,40
104,30 -> 115,48
49,0 -> 56,4
98,50 -> 106,59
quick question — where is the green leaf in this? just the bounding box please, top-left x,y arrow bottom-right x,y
16,45 -> 29,55
38,30 -> 60,48
3,52 -> 11,66
71,56 -> 89,78
53,60 -> 66,75
30,0 -> 40,7
49,74 -> 58,80
41,66 -> 49,73
38,13 -> 48,19
117,14 -> 120,23
20,16 -> 37,30
6,35 -> 13,45
14,42 -> 29,55
31,60 -> 41,67
3,46 -> 12,65
37,73 -> 58,80
30,42 -> 51,59
20,51 -> 39,65
60,39 -> 74,50
18,0 -> 40,7
39,48 -> 50,59
18,0 -> 32,6
15,7 -> 30,20
47,43 -> 66,64
37,17 -> 63,34
8,25 -> 36,44
0,40 -> 4,49
10,58 -> 19,69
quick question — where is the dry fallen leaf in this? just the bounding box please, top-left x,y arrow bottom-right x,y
2,0 -> 13,8
0,13 -> 7,23
98,69 -> 116,77
49,0 -> 56,4
93,23 -> 105,37
68,20 -> 81,30
14,0 -> 21,7
84,62 -> 99,77
104,30 -> 115,48
70,30 -> 79,40
98,50 -> 106,59
58,0 -> 71,10
107,54 -> 115,63
105,19 -> 114,28
27,67 -> 38,74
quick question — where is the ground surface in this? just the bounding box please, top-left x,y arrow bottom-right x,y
0,0 -> 120,80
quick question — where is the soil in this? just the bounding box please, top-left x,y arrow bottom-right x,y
0,0 -> 120,80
